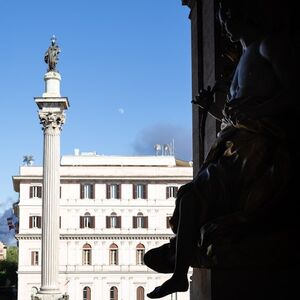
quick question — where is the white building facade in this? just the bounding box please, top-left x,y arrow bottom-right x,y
13,153 -> 193,300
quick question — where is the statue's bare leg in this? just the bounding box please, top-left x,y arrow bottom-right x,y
147,189 -> 198,298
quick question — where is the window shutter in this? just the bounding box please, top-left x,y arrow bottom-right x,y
37,186 -> 42,198
143,184 -> 147,199
80,216 -> 84,228
166,187 -> 170,199
117,216 -> 121,228
91,216 -> 95,228
133,184 -> 137,199
144,216 -> 148,228
80,185 -> 84,199
137,287 -> 145,300
106,184 -> 111,199
87,287 -> 91,299
174,187 -> 178,198
91,184 -> 94,199
117,184 -> 121,199
31,252 -> 34,265
106,216 -> 110,228
29,187 -> 33,198
37,216 -> 42,228
29,216 -> 32,228
133,216 -> 137,228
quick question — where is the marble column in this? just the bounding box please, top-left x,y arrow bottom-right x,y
35,71 -> 69,300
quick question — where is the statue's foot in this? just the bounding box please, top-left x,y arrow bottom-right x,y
147,276 -> 189,299
144,242 -> 175,273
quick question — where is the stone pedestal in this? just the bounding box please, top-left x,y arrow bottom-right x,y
35,71 -> 69,300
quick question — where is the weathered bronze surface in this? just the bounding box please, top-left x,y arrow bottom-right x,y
44,35 -> 61,72
146,0 -> 298,298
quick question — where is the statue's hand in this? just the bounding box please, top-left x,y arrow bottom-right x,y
192,86 -> 214,110
199,222 -> 220,250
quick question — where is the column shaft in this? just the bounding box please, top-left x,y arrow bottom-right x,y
40,128 -> 60,293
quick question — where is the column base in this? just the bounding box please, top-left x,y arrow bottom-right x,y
35,292 -> 69,300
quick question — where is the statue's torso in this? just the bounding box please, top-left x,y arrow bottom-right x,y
229,41 -> 279,102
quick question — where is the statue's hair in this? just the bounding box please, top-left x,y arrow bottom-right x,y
219,0 -> 292,34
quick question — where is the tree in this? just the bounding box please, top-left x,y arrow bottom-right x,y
0,246 -> 18,286
23,155 -> 34,166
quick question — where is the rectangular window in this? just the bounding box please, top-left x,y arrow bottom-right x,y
106,216 -> 121,228
31,251 -> 39,265
79,216 -> 95,228
133,184 -> 147,199
80,184 -> 94,199
133,216 -> 148,228
111,216 -> 117,228
29,216 -> 41,228
29,186 -> 42,198
166,216 -> 172,228
84,216 -> 91,228
166,186 -> 178,198
106,184 -> 121,199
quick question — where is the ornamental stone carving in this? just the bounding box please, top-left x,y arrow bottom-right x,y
39,111 -> 66,132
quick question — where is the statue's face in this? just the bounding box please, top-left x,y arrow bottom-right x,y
218,4 -> 242,43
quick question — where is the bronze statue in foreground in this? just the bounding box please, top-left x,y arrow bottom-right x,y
146,0 -> 298,298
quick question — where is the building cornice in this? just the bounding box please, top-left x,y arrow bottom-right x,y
14,175 -> 191,180
18,269 -> 160,275
16,234 -> 174,240
13,175 -> 192,192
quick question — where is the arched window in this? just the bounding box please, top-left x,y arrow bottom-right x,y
137,213 -> 143,228
136,243 -> 145,265
82,243 -> 92,265
79,213 -> 95,229
133,213 -> 148,229
106,212 -> 121,229
110,213 -> 117,228
110,286 -> 118,300
83,286 -> 91,300
109,243 -> 119,265
83,212 -> 91,228
137,286 -> 145,300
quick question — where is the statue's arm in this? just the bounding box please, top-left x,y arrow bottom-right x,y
260,33 -> 297,95
44,51 -> 49,63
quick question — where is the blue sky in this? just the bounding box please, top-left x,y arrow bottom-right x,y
0,0 -> 192,239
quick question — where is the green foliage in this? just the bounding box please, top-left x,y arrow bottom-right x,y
6,247 -> 18,263
0,247 -> 18,287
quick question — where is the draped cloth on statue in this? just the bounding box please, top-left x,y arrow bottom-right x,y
190,96 -> 298,269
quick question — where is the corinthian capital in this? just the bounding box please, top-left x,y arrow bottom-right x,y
39,111 -> 66,132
